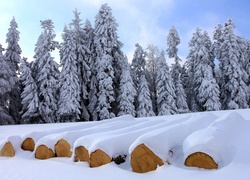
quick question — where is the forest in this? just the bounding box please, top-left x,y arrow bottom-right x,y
0,4 -> 249,125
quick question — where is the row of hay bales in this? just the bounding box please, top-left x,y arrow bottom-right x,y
2,112 -> 246,173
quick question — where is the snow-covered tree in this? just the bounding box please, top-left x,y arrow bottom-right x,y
214,19 -> 249,109
145,44 -> 159,114
137,75 -> 155,117
20,58 -> 39,124
57,26 -> 81,122
84,19 -> 98,121
94,4 -> 122,120
118,57 -> 136,116
130,43 -> 147,88
167,26 -> 189,113
70,9 -> 91,121
156,51 -> 177,115
5,17 -> 22,123
187,28 -> 221,111
33,19 -> 59,123
0,44 -> 16,125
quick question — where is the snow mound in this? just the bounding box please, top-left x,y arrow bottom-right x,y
183,112 -> 249,168
129,112 -> 218,162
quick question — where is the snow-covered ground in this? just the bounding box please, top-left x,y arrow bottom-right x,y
0,109 -> 250,180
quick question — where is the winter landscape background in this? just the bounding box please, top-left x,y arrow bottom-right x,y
0,1 -> 250,179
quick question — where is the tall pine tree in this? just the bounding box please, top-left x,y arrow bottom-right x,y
5,17 -> 22,123
20,58 -> 39,124
33,20 -> 59,123
57,26 -> 81,122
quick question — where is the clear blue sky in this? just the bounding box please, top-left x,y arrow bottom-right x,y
0,0 -> 250,64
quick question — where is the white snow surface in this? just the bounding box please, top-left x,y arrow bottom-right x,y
0,109 -> 250,180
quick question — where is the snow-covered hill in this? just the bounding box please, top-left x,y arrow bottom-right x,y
0,109 -> 250,180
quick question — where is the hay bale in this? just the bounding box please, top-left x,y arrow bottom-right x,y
130,143 -> 164,173
0,142 -> 15,157
21,138 -> 35,151
90,149 -> 111,168
185,152 -> 218,169
74,146 -> 89,162
35,145 -> 55,160
54,139 -> 72,157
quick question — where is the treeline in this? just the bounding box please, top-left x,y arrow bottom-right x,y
0,4 -> 249,125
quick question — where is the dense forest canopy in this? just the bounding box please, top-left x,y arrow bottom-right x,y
0,4 -> 249,124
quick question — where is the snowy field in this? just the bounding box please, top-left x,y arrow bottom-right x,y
0,109 -> 250,180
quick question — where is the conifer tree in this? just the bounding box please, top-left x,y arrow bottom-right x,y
187,28 -> 221,111
214,19 -> 249,109
94,4 -> 122,120
33,19 -> 59,123
5,17 -> 22,123
85,19 -> 98,121
137,75 -> 155,117
118,57 -> 136,116
167,26 -> 189,113
57,26 -> 81,122
0,44 -> 16,125
156,51 -> 177,115
20,58 -> 39,124
70,9 -> 91,121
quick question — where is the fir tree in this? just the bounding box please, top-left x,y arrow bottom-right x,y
57,26 -> 81,122
0,44 -> 15,125
118,57 -> 136,116
215,19 -> 249,109
167,26 -> 189,113
85,19 -> 98,121
130,43 -> 147,88
145,44 -> 159,114
20,58 -> 39,123
94,4 -> 121,120
137,75 -> 155,117
156,51 -> 177,115
70,9 -> 91,121
33,19 -> 59,123
5,17 -> 22,123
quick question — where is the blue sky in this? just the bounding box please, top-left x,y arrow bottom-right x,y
0,0 -> 250,64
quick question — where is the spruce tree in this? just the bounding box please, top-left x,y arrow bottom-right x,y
137,75 -> 155,117
5,17 -> 22,123
167,26 -> 189,113
94,4 -> 123,120
118,56 -> 136,116
33,19 -> 59,123
85,19 -> 98,121
20,58 -> 39,123
215,19 -> 249,109
0,44 -> 16,125
156,51 -> 177,115
70,9 -> 91,121
57,26 -> 81,122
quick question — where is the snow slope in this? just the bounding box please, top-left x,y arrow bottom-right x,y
0,109 -> 250,180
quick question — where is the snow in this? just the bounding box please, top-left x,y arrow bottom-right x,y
0,109 -> 250,180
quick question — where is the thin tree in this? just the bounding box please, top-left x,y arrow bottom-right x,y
5,17 -> 22,123
20,58 -> 39,124
137,75 -> 155,117
57,26 -> 81,122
